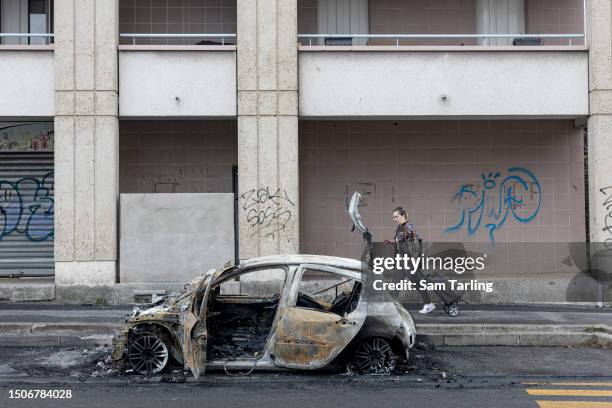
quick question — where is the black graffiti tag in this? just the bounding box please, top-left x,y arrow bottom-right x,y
241,187 -> 295,237
600,186 -> 612,249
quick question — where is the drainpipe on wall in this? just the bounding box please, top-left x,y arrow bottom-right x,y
233,165 -> 239,266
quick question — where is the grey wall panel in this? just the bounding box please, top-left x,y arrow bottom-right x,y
120,193 -> 235,283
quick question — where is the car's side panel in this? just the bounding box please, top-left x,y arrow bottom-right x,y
273,298 -> 367,369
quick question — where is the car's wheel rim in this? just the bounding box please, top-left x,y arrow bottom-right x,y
354,337 -> 396,373
128,334 -> 169,376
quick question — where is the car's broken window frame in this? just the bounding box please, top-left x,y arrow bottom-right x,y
210,265 -> 290,297
288,264 -> 364,317
190,266 -> 235,317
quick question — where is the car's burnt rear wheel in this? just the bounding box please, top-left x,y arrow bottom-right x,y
353,337 -> 397,373
128,332 -> 169,376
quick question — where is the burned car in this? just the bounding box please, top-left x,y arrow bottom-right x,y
112,193 -> 416,377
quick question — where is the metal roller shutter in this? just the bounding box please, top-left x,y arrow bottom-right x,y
0,152 -> 54,277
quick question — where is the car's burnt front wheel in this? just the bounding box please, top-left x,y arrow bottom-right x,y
128,332 -> 169,376
353,337 -> 397,373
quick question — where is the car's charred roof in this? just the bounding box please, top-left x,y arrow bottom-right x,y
239,254 -> 362,271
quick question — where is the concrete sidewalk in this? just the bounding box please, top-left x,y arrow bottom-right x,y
411,304 -> 612,347
0,303 -> 610,348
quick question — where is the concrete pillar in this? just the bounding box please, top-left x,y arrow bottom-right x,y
587,0 -> 612,302
587,0 -> 612,243
54,0 -> 119,286
237,0 -> 299,259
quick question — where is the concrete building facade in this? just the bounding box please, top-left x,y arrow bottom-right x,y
0,0 -> 608,303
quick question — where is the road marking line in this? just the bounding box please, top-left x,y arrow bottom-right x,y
527,389 -> 612,397
536,401 -> 612,408
524,383 -> 612,387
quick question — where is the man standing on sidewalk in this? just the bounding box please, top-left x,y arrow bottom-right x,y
391,206 -> 436,314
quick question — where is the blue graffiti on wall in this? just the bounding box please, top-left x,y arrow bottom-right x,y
0,173 -> 54,242
445,167 -> 541,242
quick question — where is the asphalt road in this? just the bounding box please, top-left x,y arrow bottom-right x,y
1,345 -> 611,408
0,380 -> 553,408
2,375 -> 612,408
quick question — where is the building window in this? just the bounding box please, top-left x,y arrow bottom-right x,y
0,0 -> 53,45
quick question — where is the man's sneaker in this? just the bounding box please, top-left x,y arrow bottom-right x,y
418,303 -> 436,314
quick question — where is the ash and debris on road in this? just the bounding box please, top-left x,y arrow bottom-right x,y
3,343 -> 611,385
397,341 -> 456,384
336,340 -> 456,385
0,339 -> 455,383
0,346 -> 116,378
88,347 -> 120,378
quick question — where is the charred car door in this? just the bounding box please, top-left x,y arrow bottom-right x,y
182,269 -> 215,379
273,264 -> 367,369
206,266 -> 287,362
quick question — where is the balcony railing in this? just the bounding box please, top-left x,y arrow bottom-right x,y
119,34 -> 237,46
0,33 -> 54,45
298,33 -> 585,47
